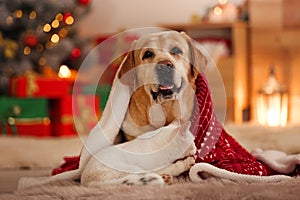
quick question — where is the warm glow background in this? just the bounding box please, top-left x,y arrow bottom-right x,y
77,0 -> 245,36
249,0 -> 300,124
75,0 -> 300,125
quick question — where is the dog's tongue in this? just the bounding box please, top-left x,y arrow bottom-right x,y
159,85 -> 174,90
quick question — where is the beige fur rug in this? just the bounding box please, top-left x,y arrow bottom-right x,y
1,124 -> 300,170
0,136 -> 82,169
1,177 -> 300,200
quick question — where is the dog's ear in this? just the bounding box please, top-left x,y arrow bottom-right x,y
180,31 -> 207,74
117,41 -> 137,86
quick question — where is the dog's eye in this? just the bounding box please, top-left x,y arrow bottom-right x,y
170,47 -> 183,55
142,50 -> 154,60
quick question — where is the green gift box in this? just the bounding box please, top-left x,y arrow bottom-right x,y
76,84 -> 111,111
0,97 -> 51,137
97,84 -> 111,111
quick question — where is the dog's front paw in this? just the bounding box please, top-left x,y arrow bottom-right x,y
190,144 -> 197,156
185,156 -> 195,166
140,173 -> 165,185
122,173 -> 165,186
161,174 -> 173,185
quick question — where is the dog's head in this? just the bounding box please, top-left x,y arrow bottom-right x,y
118,31 -> 207,103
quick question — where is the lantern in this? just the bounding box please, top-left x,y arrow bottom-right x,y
256,66 -> 288,127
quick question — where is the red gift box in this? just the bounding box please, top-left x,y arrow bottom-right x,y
50,96 -> 75,136
1,118 -> 51,137
10,74 -> 71,98
73,95 -> 100,135
50,95 -> 100,136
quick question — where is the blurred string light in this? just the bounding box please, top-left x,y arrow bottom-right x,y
6,16 -> 13,25
51,34 -> 60,43
36,25 -> 43,32
42,12 -> 73,44
51,19 -> 60,28
58,64 -> 77,81
37,44 -> 44,52
209,0 -> 239,23
214,6 -> 223,16
23,46 -> 31,55
213,0 -> 228,16
13,9 -> 38,20
43,23 -> 51,32
39,57 -> 47,66
65,16 -> 74,25
63,12 -> 74,25
58,64 -> 71,78
219,0 -> 228,5
14,10 -> 23,18
56,13 -> 64,21
29,11 -> 37,20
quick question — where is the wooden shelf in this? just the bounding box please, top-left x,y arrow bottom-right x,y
161,22 -> 248,30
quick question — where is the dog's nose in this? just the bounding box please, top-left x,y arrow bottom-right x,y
156,60 -> 174,87
157,60 -> 173,69
156,60 -> 174,75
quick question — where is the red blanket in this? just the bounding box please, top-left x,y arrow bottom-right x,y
52,73 -> 299,177
190,73 -> 276,176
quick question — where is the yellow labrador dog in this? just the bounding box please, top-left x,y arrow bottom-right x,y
81,31 -> 208,187
118,31 -> 207,141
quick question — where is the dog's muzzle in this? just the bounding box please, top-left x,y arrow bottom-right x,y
151,60 -> 182,101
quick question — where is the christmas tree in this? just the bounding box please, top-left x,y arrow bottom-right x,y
0,0 -> 91,94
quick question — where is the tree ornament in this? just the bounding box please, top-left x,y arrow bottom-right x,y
77,0 -> 90,6
23,34 -> 38,47
4,40 -> 19,59
70,47 -> 81,59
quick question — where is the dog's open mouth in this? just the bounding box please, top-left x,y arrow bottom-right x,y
151,84 -> 181,101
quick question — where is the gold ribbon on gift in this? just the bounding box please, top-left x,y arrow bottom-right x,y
8,117 -> 51,126
24,71 -> 39,97
59,115 -> 74,124
11,71 -> 39,97
5,117 -> 50,136
74,95 -> 98,135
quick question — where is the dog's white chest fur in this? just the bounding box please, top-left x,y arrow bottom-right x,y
148,104 -> 167,128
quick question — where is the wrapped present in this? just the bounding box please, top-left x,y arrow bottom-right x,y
0,97 -> 51,137
50,95 -> 100,136
74,84 -> 111,111
10,72 -> 71,98
50,97 -> 75,136
73,95 -> 100,135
